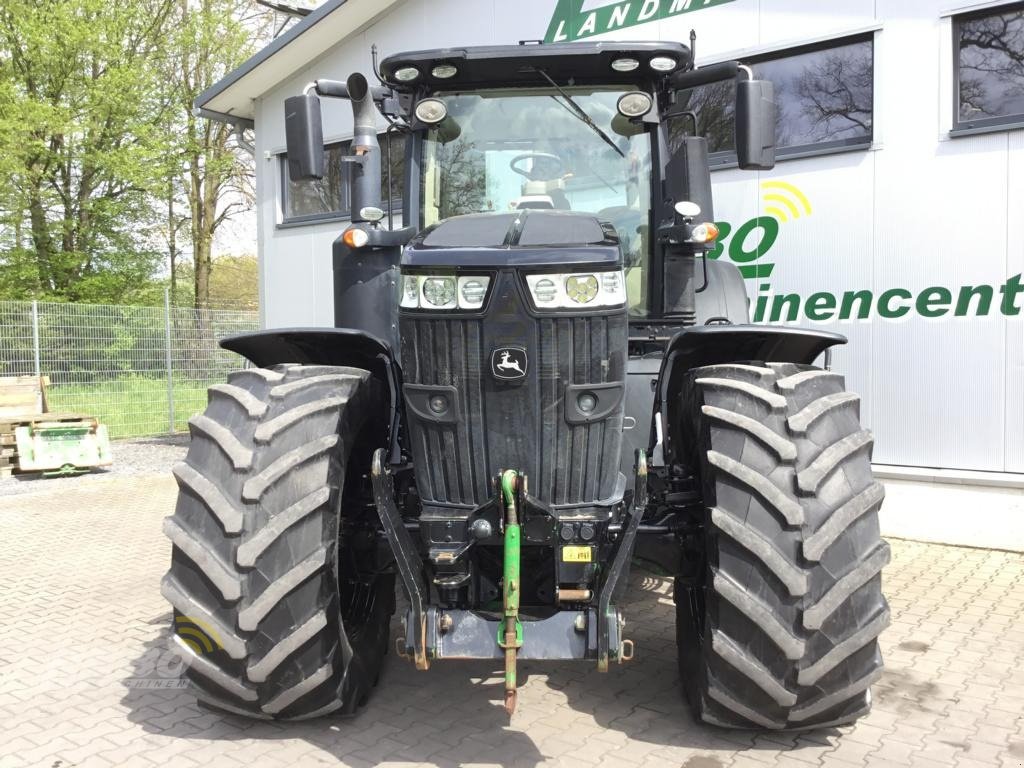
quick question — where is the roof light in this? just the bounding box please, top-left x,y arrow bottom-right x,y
394,66 -> 420,82
649,56 -> 678,72
617,91 -> 652,118
611,57 -> 640,72
414,98 -> 448,124
431,64 -> 458,79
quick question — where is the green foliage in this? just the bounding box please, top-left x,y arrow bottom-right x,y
0,0 -> 264,307
0,0 -> 175,303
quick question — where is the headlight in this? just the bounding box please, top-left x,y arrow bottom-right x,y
458,277 -> 487,308
422,277 -> 456,308
400,274 -> 491,310
525,270 -> 626,309
533,278 -> 558,304
566,275 -> 599,304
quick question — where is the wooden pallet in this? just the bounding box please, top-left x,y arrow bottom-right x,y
0,375 -> 49,417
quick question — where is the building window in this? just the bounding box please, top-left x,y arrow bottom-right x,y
673,34 -> 874,166
280,133 -> 406,224
954,2 -> 1024,132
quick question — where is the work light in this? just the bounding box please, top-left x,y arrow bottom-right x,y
432,64 -> 458,79
649,56 -> 677,72
415,99 -> 448,124
617,92 -> 652,118
394,66 -> 420,82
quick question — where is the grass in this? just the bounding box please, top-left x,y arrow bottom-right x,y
45,375 -> 218,438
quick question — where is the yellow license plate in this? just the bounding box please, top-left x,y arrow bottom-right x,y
562,546 -> 592,563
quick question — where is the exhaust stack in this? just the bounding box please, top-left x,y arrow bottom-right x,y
347,72 -> 382,223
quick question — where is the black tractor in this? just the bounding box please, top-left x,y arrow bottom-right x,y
163,39 -> 889,729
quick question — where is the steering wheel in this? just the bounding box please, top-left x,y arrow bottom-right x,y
509,152 -> 566,182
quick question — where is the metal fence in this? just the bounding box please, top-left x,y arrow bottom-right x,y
0,293 -> 259,438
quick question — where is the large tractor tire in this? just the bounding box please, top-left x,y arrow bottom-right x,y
161,364 -> 394,720
675,362 -> 889,730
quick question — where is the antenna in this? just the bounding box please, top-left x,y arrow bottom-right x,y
689,29 -> 697,69
371,44 -> 384,85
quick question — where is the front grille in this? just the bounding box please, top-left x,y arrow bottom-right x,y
400,309 -> 627,511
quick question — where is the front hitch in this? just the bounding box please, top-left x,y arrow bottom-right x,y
498,469 -> 523,715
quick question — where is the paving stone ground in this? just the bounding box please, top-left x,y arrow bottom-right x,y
1,473 -> 1023,768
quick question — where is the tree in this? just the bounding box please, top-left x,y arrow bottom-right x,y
169,0 -> 262,310
0,0 -> 177,303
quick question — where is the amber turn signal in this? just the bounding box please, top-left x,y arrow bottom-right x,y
690,222 -> 720,244
343,227 -> 370,249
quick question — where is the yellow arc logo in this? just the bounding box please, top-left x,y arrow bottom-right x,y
761,180 -> 813,223
175,615 -> 224,655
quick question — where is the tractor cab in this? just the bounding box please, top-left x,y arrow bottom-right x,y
384,43 -> 685,317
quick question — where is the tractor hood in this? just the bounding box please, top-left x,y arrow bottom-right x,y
402,210 -> 622,268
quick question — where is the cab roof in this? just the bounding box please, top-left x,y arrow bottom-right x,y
380,41 -> 692,92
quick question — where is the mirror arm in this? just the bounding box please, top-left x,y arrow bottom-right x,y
669,60 -> 743,91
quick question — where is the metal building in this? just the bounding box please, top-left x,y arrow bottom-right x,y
197,0 -> 1024,548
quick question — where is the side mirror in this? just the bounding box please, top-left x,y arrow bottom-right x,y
664,136 -> 714,222
735,79 -> 776,170
284,93 -> 325,181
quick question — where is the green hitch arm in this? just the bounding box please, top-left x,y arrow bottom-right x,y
500,469 -> 521,715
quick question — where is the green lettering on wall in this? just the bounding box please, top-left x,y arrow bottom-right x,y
1000,274 -> 1024,316
544,0 -> 737,43
839,289 -> 873,320
769,293 -> 801,322
805,292 -> 837,321
954,285 -> 993,316
916,286 -> 952,318
877,288 -> 913,319
729,216 -> 779,263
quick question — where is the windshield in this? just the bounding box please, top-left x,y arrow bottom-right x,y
420,88 -> 653,316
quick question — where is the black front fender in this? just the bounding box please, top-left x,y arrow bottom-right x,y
221,327 -> 404,462
654,324 -> 847,465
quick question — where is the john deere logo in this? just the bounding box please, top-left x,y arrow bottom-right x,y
492,347 -> 528,380
544,0 -> 736,43
710,180 -> 1024,323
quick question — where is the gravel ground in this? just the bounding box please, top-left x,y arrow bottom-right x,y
0,434 -> 188,498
